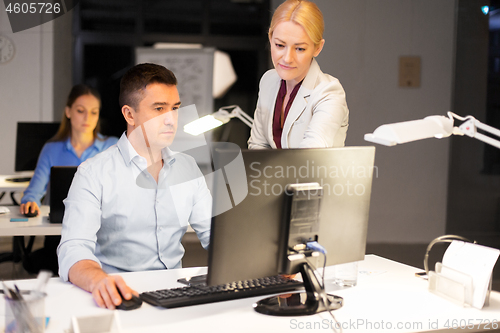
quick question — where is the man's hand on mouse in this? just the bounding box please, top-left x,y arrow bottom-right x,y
90,274 -> 138,310
20,202 -> 39,216
68,260 -> 139,310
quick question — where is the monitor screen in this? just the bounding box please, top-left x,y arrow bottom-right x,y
15,122 -> 60,172
49,166 -> 77,223
207,146 -> 376,286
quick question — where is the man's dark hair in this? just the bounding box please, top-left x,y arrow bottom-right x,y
119,63 -> 177,110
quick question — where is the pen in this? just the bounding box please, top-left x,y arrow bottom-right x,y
2,281 -> 12,298
0,289 -> 30,295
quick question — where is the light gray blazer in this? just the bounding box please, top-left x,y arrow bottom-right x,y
248,59 -> 349,149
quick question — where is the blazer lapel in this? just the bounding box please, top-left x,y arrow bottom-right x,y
266,73 -> 282,149
281,59 -> 321,147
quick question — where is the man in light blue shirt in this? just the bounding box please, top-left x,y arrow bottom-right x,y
57,63 -> 212,309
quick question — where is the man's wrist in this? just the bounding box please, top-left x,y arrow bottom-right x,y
87,267 -> 108,292
68,260 -> 107,293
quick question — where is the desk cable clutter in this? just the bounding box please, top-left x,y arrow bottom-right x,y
425,235 -> 500,308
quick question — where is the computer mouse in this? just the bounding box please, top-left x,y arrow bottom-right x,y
23,210 -> 38,218
116,289 -> 143,310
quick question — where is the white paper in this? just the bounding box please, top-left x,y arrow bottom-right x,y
437,263 -> 473,306
442,240 -> 500,309
0,206 -> 10,214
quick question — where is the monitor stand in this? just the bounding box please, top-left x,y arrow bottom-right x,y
253,262 -> 343,316
177,274 -> 207,286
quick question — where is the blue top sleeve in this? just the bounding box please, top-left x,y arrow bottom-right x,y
21,143 -> 53,206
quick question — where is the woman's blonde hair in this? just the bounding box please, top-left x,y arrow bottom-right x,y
269,0 -> 324,46
50,84 -> 101,142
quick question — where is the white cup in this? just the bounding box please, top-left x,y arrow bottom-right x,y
332,261 -> 358,287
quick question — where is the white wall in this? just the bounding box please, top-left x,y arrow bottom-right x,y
272,0 -> 456,243
0,1 -> 54,175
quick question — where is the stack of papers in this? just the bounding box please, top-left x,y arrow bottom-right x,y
0,206 -> 10,214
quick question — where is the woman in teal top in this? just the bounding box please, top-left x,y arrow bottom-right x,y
20,84 -> 118,275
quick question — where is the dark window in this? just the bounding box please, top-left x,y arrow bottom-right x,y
73,0 -> 270,145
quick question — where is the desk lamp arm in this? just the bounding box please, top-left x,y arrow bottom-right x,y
451,112 -> 500,149
218,105 -> 253,128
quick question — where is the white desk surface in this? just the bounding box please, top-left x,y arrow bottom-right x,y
0,205 -> 61,236
0,173 -> 32,192
0,205 -> 194,237
1,255 -> 499,333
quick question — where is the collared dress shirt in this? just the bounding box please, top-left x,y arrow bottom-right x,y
57,133 -> 212,282
21,134 -> 118,206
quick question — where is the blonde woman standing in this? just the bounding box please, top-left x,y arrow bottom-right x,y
248,0 -> 349,149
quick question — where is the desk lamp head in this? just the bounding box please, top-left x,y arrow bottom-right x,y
364,112 -> 500,149
183,105 -> 253,136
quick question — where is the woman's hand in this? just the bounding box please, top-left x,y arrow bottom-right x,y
20,201 -> 40,216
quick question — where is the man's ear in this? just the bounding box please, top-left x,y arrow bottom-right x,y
122,105 -> 135,126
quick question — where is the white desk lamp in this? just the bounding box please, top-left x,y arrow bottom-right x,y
184,105 -> 253,136
365,112 -> 500,308
365,112 -> 500,149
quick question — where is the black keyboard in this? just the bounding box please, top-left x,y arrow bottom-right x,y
140,275 -> 303,308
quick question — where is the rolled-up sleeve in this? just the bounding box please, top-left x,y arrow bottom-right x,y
188,177 -> 212,249
57,163 -> 103,282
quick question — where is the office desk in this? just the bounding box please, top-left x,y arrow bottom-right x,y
0,174 -> 31,193
1,255 -> 499,333
0,206 -> 195,237
0,173 -> 32,205
0,205 -> 60,236
0,205 -> 59,264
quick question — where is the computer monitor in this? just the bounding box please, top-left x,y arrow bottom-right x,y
49,166 -> 77,223
208,147 -> 375,283
15,122 -> 60,172
206,146 -> 375,315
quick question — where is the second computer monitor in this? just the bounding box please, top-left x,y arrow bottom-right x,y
15,122 -> 60,172
49,166 -> 77,224
207,146 -> 376,286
